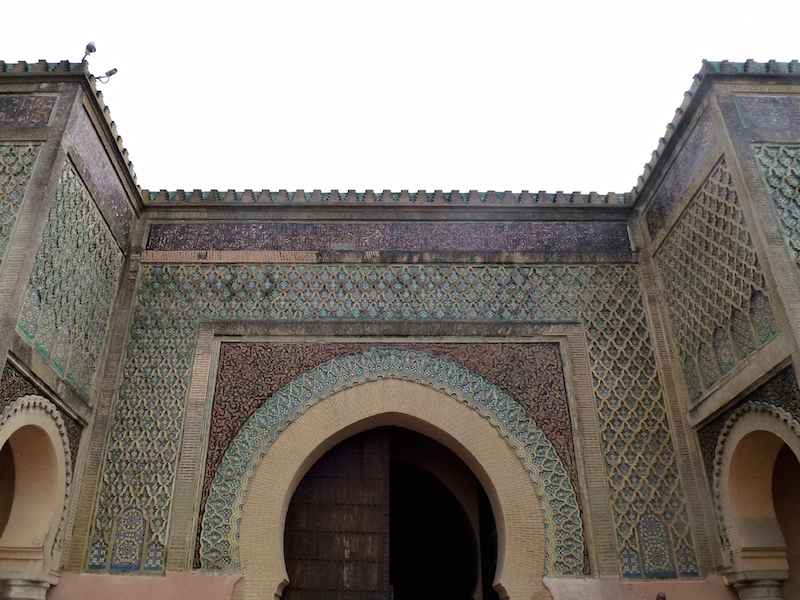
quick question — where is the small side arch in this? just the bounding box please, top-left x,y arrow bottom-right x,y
0,394 -> 72,580
714,400 -> 800,575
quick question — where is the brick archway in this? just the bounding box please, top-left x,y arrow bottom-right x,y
233,379 -> 552,600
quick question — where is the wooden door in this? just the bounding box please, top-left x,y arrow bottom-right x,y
283,429 -> 391,600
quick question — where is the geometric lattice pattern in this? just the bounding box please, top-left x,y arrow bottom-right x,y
638,510 -> 676,577
72,110 -> 134,246
0,143 -> 40,273
656,159 -> 777,403
109,505 -> 145,571
201,348 -> 583,575
90,262 -> 697,578
144,538 -> 164,571
16,160 -> 124,397
87,538 -> 107,570
753,145 -> 800,282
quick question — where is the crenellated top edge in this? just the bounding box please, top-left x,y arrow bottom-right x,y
4,58 -> 800,206
0,60 -> 85,74
140,189 -> 630,206
629,59 -> 800,204
0,59 -> 139,190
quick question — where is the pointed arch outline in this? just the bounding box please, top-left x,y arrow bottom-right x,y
200,347 -> 584,576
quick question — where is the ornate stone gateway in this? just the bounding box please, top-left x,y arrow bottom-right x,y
199,344 -> 579,599
5,58 -> 800,600
0,394 -> 73,597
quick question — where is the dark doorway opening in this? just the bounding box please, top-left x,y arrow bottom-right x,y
283,427 -> 498,600
0,441 -> 15,538
390,457 -> 477,599
773,444 -> 800,600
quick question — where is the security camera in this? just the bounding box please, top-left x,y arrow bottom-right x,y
97,67 -> 118,84
82,42 -> 97,62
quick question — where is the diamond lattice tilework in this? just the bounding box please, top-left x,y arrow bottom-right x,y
0,144 -> 39,272
753,145 -> 800,281
16,160 -> 124,398
656,159 -> 777,403
88,263 -> 698,578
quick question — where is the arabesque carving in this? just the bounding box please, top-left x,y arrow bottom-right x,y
201,348 -> 582,575
753,145 -> 800,283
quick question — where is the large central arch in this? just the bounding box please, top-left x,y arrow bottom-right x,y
200,348 -> 584,586
232,378 -> 554,600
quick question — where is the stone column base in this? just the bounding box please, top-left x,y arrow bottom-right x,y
0,579 -> 50,600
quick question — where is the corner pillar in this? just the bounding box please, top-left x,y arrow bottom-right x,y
725,572 -> 789,600
0,578 -> 50,600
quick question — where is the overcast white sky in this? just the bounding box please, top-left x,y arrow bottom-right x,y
2,1 -> 798,193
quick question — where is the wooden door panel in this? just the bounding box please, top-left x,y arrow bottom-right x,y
283,429 -> 390,600
285,530 -> 386,563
